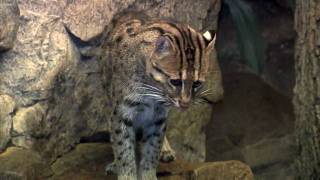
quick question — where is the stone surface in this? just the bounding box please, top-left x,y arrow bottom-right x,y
0,147 -> 52,179
217,0 -> 295,97
0,0 -> 223,165
51,143 -> 114,176
63,0 -> 221,41
0,0 -> 20,52
50,143 -> 253,180
0,95 -> 15,151
10,145 -> 258,180
206,73 -> 296,179
190,161 -> 254,180
13,103 -> 45,135
0,0 -> 110,161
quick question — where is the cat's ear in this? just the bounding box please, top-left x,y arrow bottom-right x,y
154,36 -> 173,57
202,30 -> 216,49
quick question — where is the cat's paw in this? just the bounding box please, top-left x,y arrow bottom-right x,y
105,161 -> 117,174
160,150 -> 176,163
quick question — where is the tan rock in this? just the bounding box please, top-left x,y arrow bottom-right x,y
51,143 -> 253,180
190,161 -> 254,180
0,95 -> 15,151
159,159 -> 253,180
13,103 -> 46,134
63,0 -> 135,41
242,134 -> 296,168
0,147 -> 52,179
0,0 -> 223,164
206,73 -> 295,179
0,0 -> 20,51
167,103 -> 212,162
51,143 -> 114,176
11,136 -> 34,149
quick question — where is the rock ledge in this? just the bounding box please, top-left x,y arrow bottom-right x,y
0,143 -> 253,180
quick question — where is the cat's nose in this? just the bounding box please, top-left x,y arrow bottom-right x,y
179,100 -> 190,110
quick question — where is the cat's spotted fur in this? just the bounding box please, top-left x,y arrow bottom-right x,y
100,12 -> 216,180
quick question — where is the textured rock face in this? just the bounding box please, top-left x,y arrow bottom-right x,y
206,73 -> 295,179
0,147 -> 52,179
0,0 -> 110,161
0,95 -> 15,151
217,0 -> 295,97
0,0 -> 20,51
0,143 -> 253,180
0,0 -> 223,164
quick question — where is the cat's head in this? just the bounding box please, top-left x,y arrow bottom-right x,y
145,25 -> 216,110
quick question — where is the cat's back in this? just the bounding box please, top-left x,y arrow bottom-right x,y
106,11 -> 151,44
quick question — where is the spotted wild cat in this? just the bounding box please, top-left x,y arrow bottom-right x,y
97,12 -> 216,180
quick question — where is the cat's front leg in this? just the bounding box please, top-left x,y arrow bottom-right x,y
160,135 -> 176,162
109,114 -> 137,180
139,121 -> 166,180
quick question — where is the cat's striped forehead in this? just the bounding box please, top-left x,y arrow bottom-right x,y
144,20 -> 214,81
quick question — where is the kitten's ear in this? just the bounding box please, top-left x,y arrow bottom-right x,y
203,30 -> 216,49
154,36 -> 173,57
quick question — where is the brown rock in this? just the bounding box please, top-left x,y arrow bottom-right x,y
207,73 -> 295,179
0,0 -> 20,52
51,143 -> 253,180
51,143 -> 114,176
63,0 -> 135,41
0,147 -> 52,179
0,0 -> 111,161
0,95 -> 15,151
0,0 -> 223,164
158,159 -> 253,180
190,161 -> 254,180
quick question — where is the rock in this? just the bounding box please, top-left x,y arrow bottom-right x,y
206,73 -> 295,179
0,147 -> 52,179
0,0 -> 223,164
63,0 -> 221,41
0,0 -> 111,162
13,103 -> 45,135
63,0 -> 135,41
0,95 -> 15,151
159,160 -> 254,180
51,143 -> 114,176
51,143 -> 253,180
254,162 -> 295,180
217,0 -> 295,97
242,135 -> 296,168
189,161 -> 254,180
0,0 -> 20,52
167,103 -> 212,162
0,143 -> 253,180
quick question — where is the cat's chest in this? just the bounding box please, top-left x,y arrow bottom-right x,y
131,97 -> 168,140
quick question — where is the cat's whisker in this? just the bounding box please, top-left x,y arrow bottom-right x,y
136,94 -> 166,101
140,83 -> 161,90
166,97 -> 176,106
199,92 -> 214,97
136,87 -> 163,95
199,88 -> 211,95
136,86 -> 161,91
193,97 -> 207,105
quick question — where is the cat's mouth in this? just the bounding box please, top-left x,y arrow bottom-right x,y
171,99 -> 190,111
178,101 -> 190,110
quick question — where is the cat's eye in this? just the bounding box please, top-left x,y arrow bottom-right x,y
169,79 -> 183,87
193,81 -> 203,89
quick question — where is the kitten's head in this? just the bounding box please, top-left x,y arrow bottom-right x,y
146,25 -> 216,110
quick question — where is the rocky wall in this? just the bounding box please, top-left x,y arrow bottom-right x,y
0,0 -> 223,164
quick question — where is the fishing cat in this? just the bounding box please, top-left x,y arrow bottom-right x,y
99,12 -> 215,180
